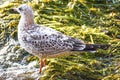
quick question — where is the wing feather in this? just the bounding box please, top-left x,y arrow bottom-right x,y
23,26 -> 73,54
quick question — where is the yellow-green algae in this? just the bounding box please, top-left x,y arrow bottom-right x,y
0,0 -> 120,80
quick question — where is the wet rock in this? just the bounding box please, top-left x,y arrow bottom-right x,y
0,66 -> 41,80
0,39 -> 41,80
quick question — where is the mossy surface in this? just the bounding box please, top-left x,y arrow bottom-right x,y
0,0 -> 120,80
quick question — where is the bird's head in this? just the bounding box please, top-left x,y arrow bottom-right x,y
13,4 -> 34,17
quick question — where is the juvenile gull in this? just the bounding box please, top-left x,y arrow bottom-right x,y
13,4 -> 110,73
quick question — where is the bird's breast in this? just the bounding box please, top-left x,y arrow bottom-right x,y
18,31 -> 33,54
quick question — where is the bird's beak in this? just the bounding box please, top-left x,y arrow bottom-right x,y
12,8 -> 18,12
11,8 -> 20,14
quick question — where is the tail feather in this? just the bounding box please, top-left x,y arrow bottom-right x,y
82,44 -> 110,51
71,44 -> 110,52
69,37 -> 110,52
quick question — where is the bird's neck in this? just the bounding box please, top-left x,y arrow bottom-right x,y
18,15 -> 34,30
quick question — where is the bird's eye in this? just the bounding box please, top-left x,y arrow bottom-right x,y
19,8 -> 23,11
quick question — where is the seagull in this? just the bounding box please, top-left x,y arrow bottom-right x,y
13,4 -> 110,73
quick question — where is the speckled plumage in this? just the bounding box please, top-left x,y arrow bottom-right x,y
19,24 -> 86,57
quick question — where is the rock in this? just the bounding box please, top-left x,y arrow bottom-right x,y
0,39 -> 41,80
0,66 -> 41,80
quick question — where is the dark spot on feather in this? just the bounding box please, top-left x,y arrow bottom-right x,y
48,45 -> 51,47
53,47 -> 56,50
42,36 -> 45,39
41,48 -> 44,51
57,35 -> 62,38
39,35 -> 41,39
46,37 -> 48,39
32,41 -> 34,44
35,44 -> 38,47
56,46 -> 58,49
44,34 -> 47,36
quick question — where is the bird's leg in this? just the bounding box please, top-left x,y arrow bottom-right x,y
39,59 -> 43,73
39,55 -> 47,73
43,58 -> 47,67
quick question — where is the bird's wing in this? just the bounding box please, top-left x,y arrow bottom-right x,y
24,25 -> 86,54
23,26 -> 81,54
